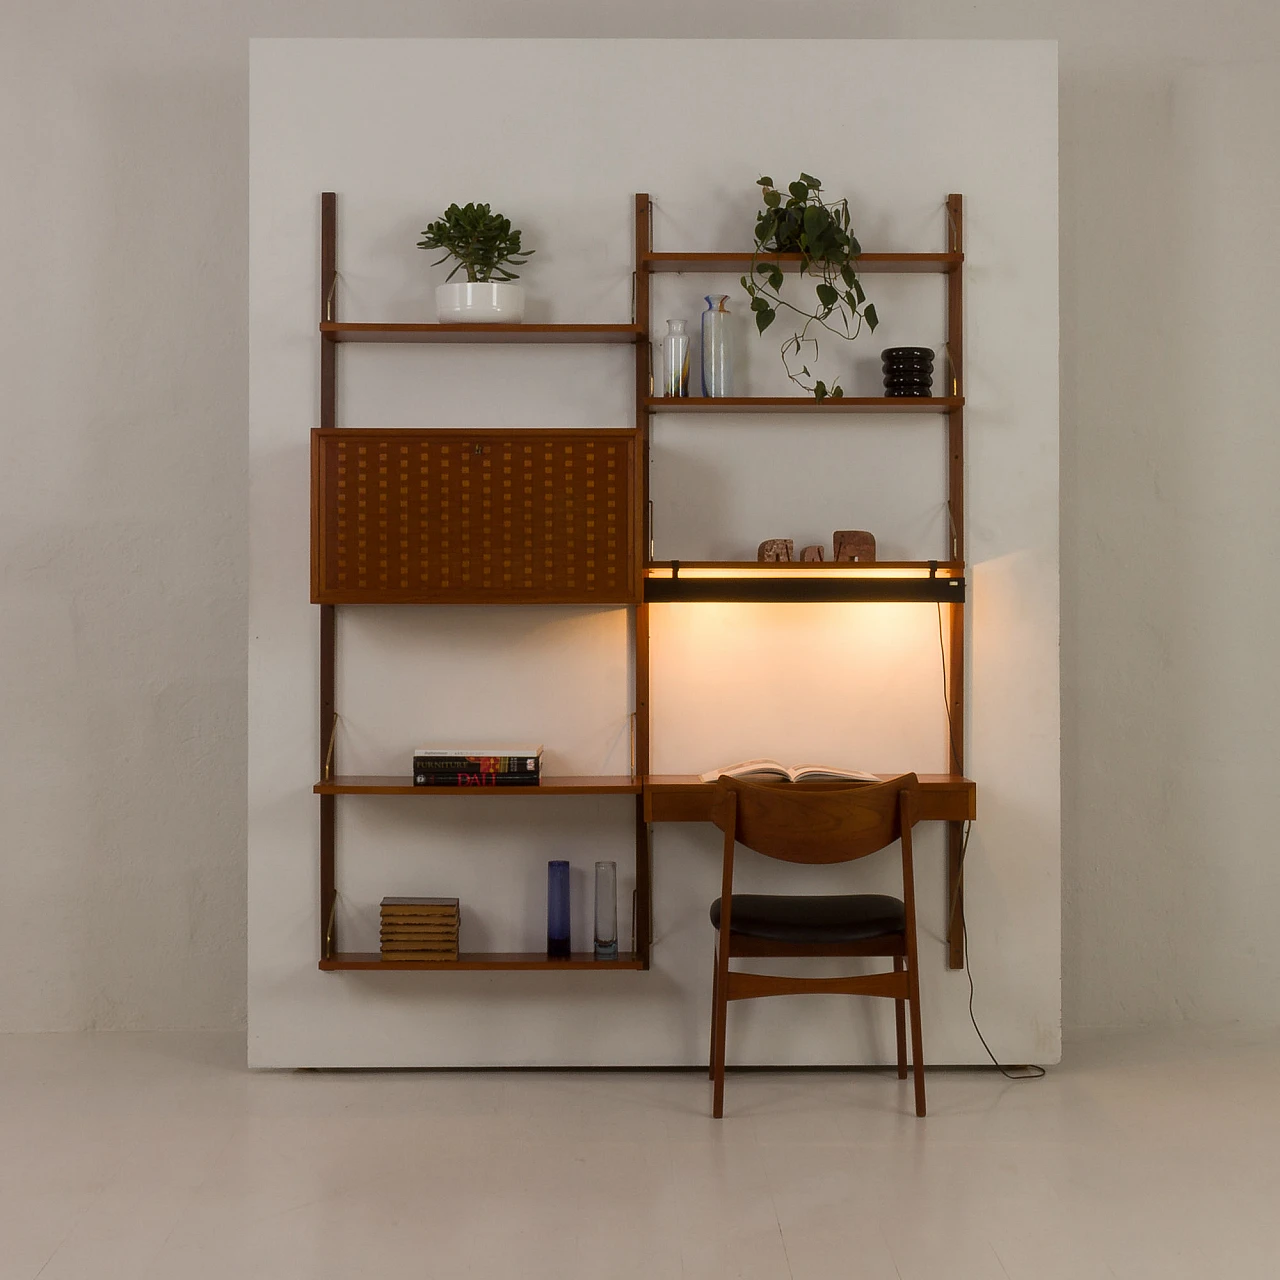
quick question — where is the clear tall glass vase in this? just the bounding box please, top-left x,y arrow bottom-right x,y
594,861 -> 618,960
701,295 -> 732,397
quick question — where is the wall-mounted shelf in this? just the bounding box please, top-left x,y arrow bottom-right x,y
320,322 -> 642,344
643,251 -> 962,275
646,396 -> 961,414
321,952 -> 645,971
312,191 -> 972,978
315,775 -> 641,796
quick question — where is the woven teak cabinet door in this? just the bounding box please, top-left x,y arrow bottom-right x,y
312,429 -> 639,604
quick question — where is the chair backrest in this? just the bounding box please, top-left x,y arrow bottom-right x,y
710,774 -> 920,865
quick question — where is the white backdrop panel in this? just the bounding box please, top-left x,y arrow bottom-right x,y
249,38 -> 1058,1067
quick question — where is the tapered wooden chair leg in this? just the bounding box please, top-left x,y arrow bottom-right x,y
907,960 -> 926,1117
711,967 -> 730,1118
893,954 -> 908,1080
708,940 -> 719,1080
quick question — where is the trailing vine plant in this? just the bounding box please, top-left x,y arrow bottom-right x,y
741,174 -> 878,400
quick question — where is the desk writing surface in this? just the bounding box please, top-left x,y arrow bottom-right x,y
644,775 -> 976,824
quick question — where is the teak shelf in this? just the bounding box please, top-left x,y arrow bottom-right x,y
320,322 -> 642,344
315,776 -> 641,796
321,952 -> 645,971
312,190 -> 972,978
646,396 -> 961,414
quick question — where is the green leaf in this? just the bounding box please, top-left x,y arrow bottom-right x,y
750,295 -> 768,312
853,277 -> 865,304
831,386 -> 844,398
768,266 -> 784,291
763,190 -> 781,209
756,308 -> 775,334
849,236 -> 862,257
789,180 -> 809,200
815,283 -> 838,309
757,176 -> 774,188
814,381 -> 827,401
803,206 -> 824,242
864,302 -> 879,330
798,172 -> 821,189
840,263 -> 855,288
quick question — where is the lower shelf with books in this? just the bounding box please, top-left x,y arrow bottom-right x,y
320,951 -> 645,971
315,775 -> 641,795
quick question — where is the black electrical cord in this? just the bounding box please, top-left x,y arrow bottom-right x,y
936,604 -> 1046,1082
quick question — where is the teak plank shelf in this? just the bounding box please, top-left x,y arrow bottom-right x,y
315,776 -> 641,796
321,952 -> 646,971
320,322 -> 642,344
643,252 -> 962,275
312,190 -> 972,979
646,396 -> 962,414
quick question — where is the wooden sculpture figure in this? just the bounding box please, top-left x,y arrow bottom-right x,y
800,545 -> 825,562
833,530 -> 876,563
757,539 -> 794,562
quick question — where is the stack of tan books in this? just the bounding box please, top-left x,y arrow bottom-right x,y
380,897 -> 460,962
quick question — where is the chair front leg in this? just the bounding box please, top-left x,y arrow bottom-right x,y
711,943 -> 730,1118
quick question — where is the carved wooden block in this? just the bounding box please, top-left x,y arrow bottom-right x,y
757,539 -> 794,562
833,530 -> 876,563
800,545 -> 825,562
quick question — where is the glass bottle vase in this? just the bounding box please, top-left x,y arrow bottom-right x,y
661,319 -> 690,397
547,860 -> 571,958
594,861 -> 618,960
701,295 -> 732,398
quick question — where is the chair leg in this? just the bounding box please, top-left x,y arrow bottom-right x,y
708,939 -> 719,1080
893,955 -> 908,1080
906,955 -> 926,1118
711,953 -> 730,1119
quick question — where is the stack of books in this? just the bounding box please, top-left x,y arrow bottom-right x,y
380,897 -> 460,962
412,745 -> 543,788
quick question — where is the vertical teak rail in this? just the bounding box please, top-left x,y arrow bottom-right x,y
945,194 -> 966,970
319,193 -> 338,959
633,194 -> 653,966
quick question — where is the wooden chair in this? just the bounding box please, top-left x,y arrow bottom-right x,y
708,773 -> 925,1119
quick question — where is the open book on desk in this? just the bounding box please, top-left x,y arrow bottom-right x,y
698,759 -> 881,785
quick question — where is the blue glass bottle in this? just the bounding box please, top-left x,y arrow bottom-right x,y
547,861 -> 571,958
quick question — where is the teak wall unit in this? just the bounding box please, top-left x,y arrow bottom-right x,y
312,192 -> 974,977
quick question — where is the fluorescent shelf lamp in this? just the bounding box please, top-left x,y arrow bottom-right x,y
643,560 -> 966,603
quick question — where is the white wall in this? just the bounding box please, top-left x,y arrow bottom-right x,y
2,2 -> 1278,1039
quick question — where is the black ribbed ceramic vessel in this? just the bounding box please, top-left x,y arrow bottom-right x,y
882,346 -> 935,397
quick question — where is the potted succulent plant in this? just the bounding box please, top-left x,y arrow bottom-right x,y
741,173 -> 878,400
418,201 -> 534,323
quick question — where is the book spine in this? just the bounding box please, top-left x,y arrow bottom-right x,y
413,756 -> 540,775
413,771 -> 541,787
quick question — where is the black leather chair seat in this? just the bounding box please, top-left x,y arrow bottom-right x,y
710,893 -> 906,944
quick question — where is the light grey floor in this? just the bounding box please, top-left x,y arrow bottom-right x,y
2,1027 -> 1278,1279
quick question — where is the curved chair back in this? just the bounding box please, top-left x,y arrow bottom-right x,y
710,774 -> 919,865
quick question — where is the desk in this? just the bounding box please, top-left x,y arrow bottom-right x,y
644,774 -> 976,969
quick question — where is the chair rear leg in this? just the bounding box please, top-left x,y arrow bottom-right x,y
893,955 -> 908,1080
906,956 -> 926,1117
708,938 -> 719,1080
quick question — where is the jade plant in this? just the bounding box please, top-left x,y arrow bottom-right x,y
741,174 -> 878,400
417,202 -> 534,282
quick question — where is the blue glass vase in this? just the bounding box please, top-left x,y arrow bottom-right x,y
547,861 -> 571,958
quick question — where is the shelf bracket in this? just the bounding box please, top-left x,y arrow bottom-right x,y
324,273 -> 339,324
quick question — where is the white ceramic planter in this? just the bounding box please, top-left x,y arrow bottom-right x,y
435,281 -> 525,323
